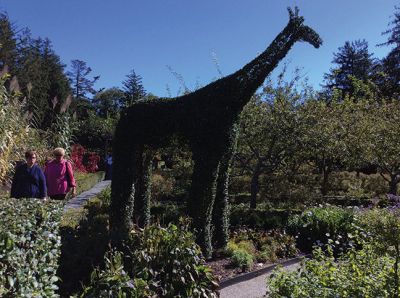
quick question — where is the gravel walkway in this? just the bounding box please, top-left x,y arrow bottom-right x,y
63,180 -> 111,212
220,261 -> 301,298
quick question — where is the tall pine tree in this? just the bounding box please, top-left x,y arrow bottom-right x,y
66,59 -> 99,118
0,13 -> 71,129
122,68 -> 146,107
16,35 -> 70,128
0,13 -> 17,73
322,39 -> 375,100
379,5 -> 400,100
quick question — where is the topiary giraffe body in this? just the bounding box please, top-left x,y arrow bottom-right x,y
110,7 -> 322,257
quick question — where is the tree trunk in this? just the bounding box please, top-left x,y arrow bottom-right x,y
389,175 -> 399,195
321,165 -> 330,196
250,162 -> 262,209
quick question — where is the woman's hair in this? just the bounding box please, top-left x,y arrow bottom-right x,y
53,147 -> 65,156
25,150 -> 37,159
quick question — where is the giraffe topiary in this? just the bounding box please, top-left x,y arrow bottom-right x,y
110,7 -> 322,258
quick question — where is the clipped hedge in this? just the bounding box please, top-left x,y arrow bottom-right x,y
0,198 -> 63,297
230,203 -> 300,230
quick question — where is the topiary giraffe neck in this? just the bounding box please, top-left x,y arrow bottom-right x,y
235,22 -> 305,98
187,7 -> 321,115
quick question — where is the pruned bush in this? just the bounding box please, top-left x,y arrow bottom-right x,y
230,203 -> 297,230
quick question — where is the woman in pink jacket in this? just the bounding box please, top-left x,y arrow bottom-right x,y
45,147 -> 77,200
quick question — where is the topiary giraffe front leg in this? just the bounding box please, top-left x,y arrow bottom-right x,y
110,141 -> 141,249
212,126 -> 239,250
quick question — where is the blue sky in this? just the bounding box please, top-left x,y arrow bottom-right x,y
0,1 -> 398,97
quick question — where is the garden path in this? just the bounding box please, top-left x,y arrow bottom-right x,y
220,260 -> 301,298
63,180 -> 111,212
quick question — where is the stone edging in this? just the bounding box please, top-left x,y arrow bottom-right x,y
219,254 -> 309,290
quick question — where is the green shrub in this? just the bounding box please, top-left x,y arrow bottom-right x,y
226,241 -> 240,256
80,250 -> 155,298
0,198 -> 63,297
329,171 -> 387,198
236,240 -> 256,254
267,243 -> 396,297
226,238 -> 256,269
127,222 -> 218,297
231,250 -> 254,270
257,245 -> 278,263
287,205 -> 355,253
228,229 -> 298,265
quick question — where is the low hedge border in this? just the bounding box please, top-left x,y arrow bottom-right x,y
0,198 -> 64,297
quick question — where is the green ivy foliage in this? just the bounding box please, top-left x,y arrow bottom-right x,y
0,198 -> 63,297
110,7 -> 322,258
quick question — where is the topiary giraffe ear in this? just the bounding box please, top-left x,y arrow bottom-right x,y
287,6 -> 299,20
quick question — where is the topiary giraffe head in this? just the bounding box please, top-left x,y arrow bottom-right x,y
287,6 -> 322,49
